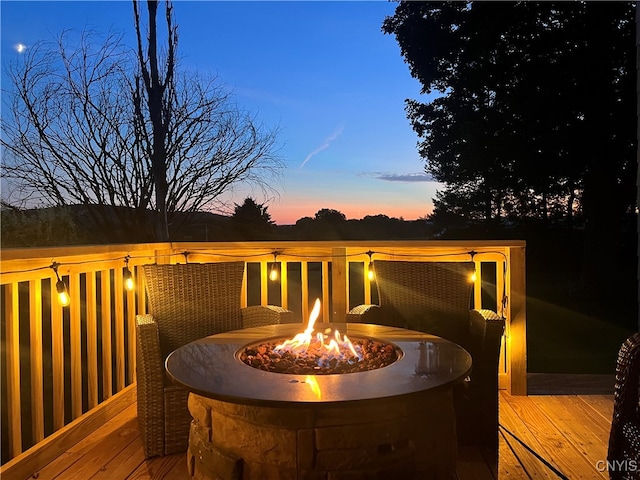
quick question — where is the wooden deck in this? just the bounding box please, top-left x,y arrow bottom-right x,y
22,375 -> 615,480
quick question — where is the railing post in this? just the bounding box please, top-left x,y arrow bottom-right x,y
507,245 -> 527,395
331,247 -> 348,322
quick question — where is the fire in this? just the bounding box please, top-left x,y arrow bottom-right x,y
274,299 -> 362,365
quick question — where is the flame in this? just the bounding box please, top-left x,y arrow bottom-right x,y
274,298 -> 362,365
275,298 -> 321,354
305,375 -> 322,399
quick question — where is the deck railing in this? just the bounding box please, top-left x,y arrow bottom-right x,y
0,239 -> 526,468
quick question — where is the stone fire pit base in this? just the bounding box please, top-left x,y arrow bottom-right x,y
186,388 -> 457,480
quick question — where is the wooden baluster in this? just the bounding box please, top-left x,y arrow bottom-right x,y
126,277 -> 136,386
331,247 -> 348,323
260,260 -> 268,306
69,272 -> 82,419
473,260 -> 482,310
5,282 -> 22,456
322,261 -> 330,323
301,261 -> 309,321
280,260 -> 288,310
51,277 -> 65,430
114,270 -> 125,391
100,269 -> 113,399
241,264 -> 248,308
29,279 -> 45,443
86,272 -> 99,409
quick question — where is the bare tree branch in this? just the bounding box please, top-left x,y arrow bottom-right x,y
2,3 -> 283,242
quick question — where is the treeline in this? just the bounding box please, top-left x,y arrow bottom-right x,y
0,204 -> 434,247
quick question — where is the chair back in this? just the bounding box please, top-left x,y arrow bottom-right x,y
373,260 -> 474,347
142,262 -> 245,358
608,332 -> 640,479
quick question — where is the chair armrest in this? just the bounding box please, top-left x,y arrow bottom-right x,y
136,314 -> 164,384
241,305 -> 297,328
468,309 -> 505,375
345,304 -> 381,324
135,314 -> 166,457
460,309 -> 504,454
467,309 -> 504,398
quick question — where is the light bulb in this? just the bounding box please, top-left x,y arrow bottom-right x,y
470,270 -> 477,283
124,268 -> 134,291
56,280 -> 70,306
365,251 -> 375,281
269,263 -> 279,281
367,263 -> 375,281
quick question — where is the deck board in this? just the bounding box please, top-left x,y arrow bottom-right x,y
528,395 -> 608,479
89,433 -> 147,480
579,394 -> 614,422
554,395 -> 612,443
13,384 -> 614,480
129,454 -> 186,480
499,393 -> 560,479
497,430 -> 530,479
36,404 -> 141,480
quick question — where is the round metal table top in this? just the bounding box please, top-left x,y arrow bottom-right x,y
165,323 -> 472,406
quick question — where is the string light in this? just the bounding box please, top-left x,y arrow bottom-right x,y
469,250 -> 478,283
9,249 -> 507,317
51,262 -> 70,307
123,255 -> 134,291
269,251 -> 280,281
366,250 -> 375,281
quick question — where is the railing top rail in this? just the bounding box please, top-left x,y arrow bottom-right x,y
1,239 -> 526,261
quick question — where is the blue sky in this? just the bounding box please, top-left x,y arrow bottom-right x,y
1,0 -> 440,224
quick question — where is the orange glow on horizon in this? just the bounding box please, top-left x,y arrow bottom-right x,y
269,202 -> 433,225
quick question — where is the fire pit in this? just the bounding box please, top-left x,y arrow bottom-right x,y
165,310 -> 471,480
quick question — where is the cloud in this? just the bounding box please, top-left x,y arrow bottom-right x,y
299,125 -> 344,168
364,172 -> 436,183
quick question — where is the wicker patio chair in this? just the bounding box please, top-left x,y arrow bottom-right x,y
135,262 -> 295,458
607,332 -> 640,480
346,260 -> 505,464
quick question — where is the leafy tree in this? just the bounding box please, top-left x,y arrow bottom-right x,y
383,1 -> 636,293
233,197 -> 273,224
1,0 -> 283,242
310,208 -> 347,240
230,197 -> 274,239
314,208 -> 347,223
